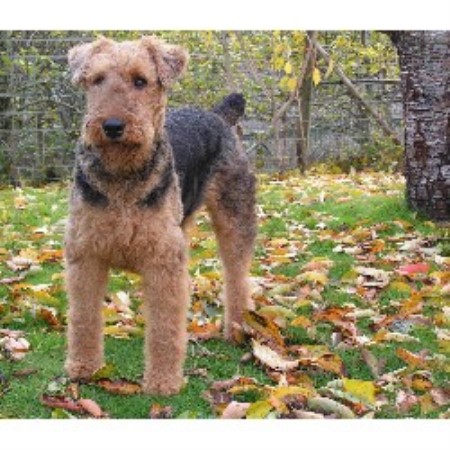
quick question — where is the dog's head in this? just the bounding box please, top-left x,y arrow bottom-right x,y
68,36 -> 188,173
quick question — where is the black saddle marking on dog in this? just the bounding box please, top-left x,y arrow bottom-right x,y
75,167 -> 109,207
138,160 -> 174,209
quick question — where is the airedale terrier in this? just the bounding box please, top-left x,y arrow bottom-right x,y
64,35 -> 256,395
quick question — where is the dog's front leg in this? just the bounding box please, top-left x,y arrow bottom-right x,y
65,256 -> 108,379
141,232 -> 190,395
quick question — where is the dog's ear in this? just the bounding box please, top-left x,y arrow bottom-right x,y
68,37 -> 112,86
141,36 -> 189,88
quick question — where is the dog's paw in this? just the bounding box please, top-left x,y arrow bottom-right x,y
142,375 -> 184,396
224,321 -> 246,345
65,359 -> 103,381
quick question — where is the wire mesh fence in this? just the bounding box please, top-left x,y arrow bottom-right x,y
0,31 -> 403,185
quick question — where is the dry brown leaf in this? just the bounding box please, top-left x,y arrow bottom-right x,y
41,395 -> 83,413
252,340 -> 298,371
96,378 -> 142,395
78,398 -> 107,418
221,401 -> 250,419
396,390 -> 419,414
149,403 -> 173,419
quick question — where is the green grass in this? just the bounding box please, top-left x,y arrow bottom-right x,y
0,333 -> 266,418
1,174 -> 448,419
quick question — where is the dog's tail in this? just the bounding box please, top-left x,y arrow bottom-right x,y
212,93 -> 246,127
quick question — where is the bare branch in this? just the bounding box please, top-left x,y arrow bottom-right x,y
314,40 -> 402,145
272,31 -> 318,127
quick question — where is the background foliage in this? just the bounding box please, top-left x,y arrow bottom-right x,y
0,30 -> 402,184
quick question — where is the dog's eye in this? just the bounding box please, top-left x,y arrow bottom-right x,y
93,75 -> 105,86
134,77 -> 148,89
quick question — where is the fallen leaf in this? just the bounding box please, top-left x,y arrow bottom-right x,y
149,404 -> 173,419
258,305 -> 296,327
396,348 -> 429,369
361,348 -> 383,378
78,398 -> 106,418
243,311 -> 285,347
355,267 -> 390,288
271,385 -> 313,399
430,388 -> 450,406
51,408 -> 76,419
419,392 -> 436,414
252,340 -> 298,371
12,368 -> 39,378
409,372 -> 433,392
6,256 -> 35,272
307,396 -> 355,418
246,400 -> 274,419
41,395 -> 84,413
0,275 -> 26,285
91,364 -> 116,381
297,270 -> 329,286
290,315 -> 312,328
188,320 -> 221,340
0,335 -> 31,361
221,401 -> 250,419
96,378 -> 142,395
396,390 -> 418,414
397,263 -> 430,277
342,378 -> 377,405
294,410 -> 324,419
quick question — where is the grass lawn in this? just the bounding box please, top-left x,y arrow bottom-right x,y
0,172 -> 449,419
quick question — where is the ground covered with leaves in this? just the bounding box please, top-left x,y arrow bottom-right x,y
0,172 -> 449,419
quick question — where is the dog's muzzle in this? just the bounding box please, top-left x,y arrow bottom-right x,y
102,118 -> 125,140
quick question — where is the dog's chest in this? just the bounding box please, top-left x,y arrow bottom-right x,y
68,204 -> 164,270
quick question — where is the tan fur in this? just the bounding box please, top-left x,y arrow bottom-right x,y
65,35 -> 255,396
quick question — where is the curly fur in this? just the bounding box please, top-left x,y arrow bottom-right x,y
65,36 -> 256,395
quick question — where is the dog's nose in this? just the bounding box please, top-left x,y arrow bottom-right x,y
102,118 -> 125,140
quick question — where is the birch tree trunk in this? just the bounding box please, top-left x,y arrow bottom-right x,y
388,31 -> 450,222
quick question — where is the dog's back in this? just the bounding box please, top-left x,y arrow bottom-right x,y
166,93 -> 246,220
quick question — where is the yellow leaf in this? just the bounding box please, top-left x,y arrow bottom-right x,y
228,384 -> 262,395
287,77 -> 297,92
14,193 -> 28,210
297,270 -> 328,286
341,269 -> 358,283
273,56 -> 285,71
312,67 -> 321,86
290,315 -> 312,328
279,75 -> 289,90
258,305 -> 296,322
268,238 -> 289,247
284,61 -> 293,74
324,57 -> 334,79
271,385 -> 313,399
343,378 -> 377,405
246,400 -> 274,419
389,281 -> 413,294
411,373 -> 433,392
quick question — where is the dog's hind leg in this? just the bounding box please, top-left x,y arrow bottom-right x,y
205,158 -> 257,341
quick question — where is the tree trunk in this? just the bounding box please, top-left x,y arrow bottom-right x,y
219,31 -> 237,92
388,31 -> 450,222
0,31 -> 11,147
296,31 -> 316,172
